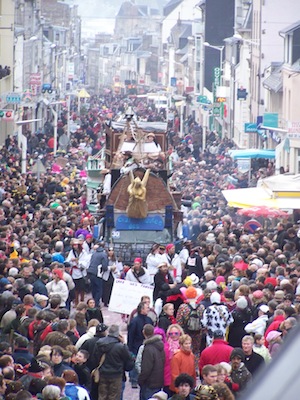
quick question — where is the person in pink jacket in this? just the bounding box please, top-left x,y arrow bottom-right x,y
154,327 -> 172,396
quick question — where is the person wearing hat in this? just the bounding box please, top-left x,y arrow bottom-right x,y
81,323 -> 108,370
46,269 -> 69,308
138,324 -> 165,400
241,335 -> 265,376
161,243 -> 182,284
201,292 -> 234,346
153,262 -> 177,303
227,296 -> 252,348
90,324 -> 134,400
99,168 -> 111,209
34,294 -> 48,310
264,308 -> 286,343
65,238 -> 91,306
126,257 -> 151,285
176,286 -> 204,368
199,330 -> 234,375
245,304 -> 269,336
146,244 -> 165,285
230,348 -> 252,394
265,330 -> 283,358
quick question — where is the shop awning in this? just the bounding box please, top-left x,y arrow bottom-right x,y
228,149 -> 275,160
222,187 -> 300,210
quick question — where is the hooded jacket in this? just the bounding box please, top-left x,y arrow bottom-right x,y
138,335 -> 165,389
87,247 -> 108,277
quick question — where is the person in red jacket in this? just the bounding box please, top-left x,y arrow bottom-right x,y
264,309 -> 286,347
199,330 -> 234,375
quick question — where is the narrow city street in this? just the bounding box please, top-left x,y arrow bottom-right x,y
102,306 -> 140,400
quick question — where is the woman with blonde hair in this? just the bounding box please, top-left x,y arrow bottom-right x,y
166,324 -> 184,357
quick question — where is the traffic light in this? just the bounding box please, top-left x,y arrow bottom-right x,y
0,110 -> 14,120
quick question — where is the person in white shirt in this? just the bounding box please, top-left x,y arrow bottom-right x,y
161,243 -> 182,283
65,238 -> 91,306
145,244 -> 165,284
46,269 -> 69,308
245,304 -> 269,336
126,257 -> 151,285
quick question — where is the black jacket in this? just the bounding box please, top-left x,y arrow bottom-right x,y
91,335 -> 134,377
153,271 -> 174,302
138,334 -> 165,388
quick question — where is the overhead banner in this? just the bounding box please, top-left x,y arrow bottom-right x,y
109,279 -> 153,315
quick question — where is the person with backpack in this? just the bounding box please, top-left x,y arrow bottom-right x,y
62,369 -> 90,400
176,286 -> 204,370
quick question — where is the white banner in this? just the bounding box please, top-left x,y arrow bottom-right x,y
108,279 -> 153,315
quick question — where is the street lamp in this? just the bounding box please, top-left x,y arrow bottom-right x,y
203,42 -> 224,72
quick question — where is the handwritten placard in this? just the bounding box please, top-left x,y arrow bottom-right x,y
108,279 -> 153,315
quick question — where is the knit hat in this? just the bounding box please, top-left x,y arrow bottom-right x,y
206,281 -> 218,291
96,323 -> 108,334
134,257 -> 142,264
264,277 -> 277,288
52,269 -> 64,280
8,267 -> 19,277
274,290 -> 285,301
210,292 -> 221,304
52,254 -> 65,263
185,286 -> 197,299
252,290 -> 264,299
34,294 -> 49,303
166,243 -> 174,252
28,358 -> 45,373
266,330 -> 282,343
236,296 -> 248,310
230,348 -> 245,362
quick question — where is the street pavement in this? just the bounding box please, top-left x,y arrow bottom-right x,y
102,306 -> 140,400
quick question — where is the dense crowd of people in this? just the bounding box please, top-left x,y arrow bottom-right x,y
0,93 -> 298,400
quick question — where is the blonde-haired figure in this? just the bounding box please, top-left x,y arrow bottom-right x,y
126,169 -> 150,218
166,324 -> 184,358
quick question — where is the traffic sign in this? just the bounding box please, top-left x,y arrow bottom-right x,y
6,93 -> 21,104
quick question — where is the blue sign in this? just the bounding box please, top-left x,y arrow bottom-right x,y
263,113 -> 278,128
244,123 -> 257,133
256,115 -> 264,135
116,214 -> 164,231
170,77 -> 177,87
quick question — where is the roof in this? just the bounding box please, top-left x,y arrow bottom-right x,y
259,173 -> 300,193
279,20 -> 300,36
163,0 -> 183,16
111,121 -> 167,132
263,71 -> 282,93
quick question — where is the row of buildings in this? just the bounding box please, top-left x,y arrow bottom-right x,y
1,0 -> 300,174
